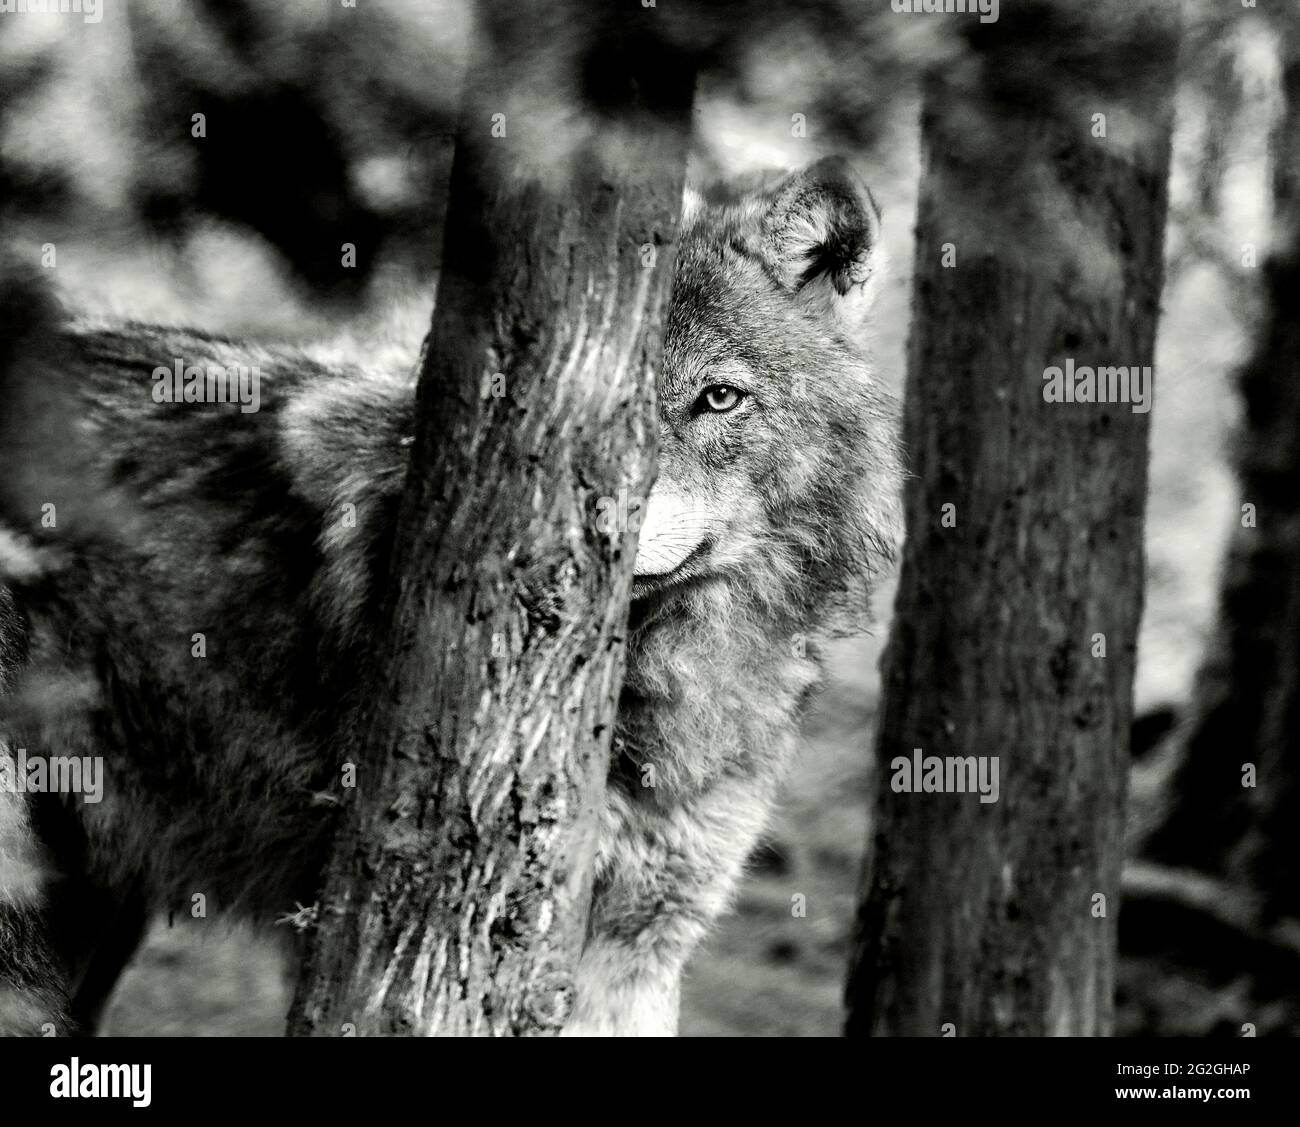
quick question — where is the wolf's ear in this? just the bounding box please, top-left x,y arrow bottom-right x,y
757,156 -> 884,326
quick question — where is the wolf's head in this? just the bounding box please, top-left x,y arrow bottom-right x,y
631,157 -> 901,628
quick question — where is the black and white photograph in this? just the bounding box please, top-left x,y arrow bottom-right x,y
0,0 -> 1292,1108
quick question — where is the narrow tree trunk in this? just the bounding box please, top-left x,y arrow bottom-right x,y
1144,18 -> 1300,923
846,7 -> 1179,1036
288,4 -> 693,1036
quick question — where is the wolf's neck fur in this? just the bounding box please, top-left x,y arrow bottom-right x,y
615,578 -> 819,801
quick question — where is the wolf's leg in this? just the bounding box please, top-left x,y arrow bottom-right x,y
0,851 -> 144,1037
564,770 -> 779,1037
29,792 -> 150,1036
1,778 -> 146,1036
63,889 -> 148,1035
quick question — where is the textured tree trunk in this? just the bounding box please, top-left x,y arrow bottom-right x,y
846,7 -> 1179,1036
287,3 -> 693,1035
1144,18 -> 1300,923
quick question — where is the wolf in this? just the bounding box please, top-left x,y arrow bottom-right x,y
0,156 -> 900,1037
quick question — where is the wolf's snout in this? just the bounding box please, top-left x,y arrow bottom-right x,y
633,487 -> 712,578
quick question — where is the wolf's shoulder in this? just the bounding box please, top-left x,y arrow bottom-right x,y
53,317 -> 418,507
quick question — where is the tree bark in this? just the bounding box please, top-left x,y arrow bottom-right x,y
846,6 -> 1180,1036
1144,15 -> 1300,923
287,3 -> 693,1036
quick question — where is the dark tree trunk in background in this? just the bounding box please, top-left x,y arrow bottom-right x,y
287,3 -> 693,1035
1144,18 -> 1300,924
846,6 -> 1180,1036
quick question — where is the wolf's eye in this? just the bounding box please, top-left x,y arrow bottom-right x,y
697,385 -> 745,414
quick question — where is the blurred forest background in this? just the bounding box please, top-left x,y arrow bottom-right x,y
0,0 -> 1292,1034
